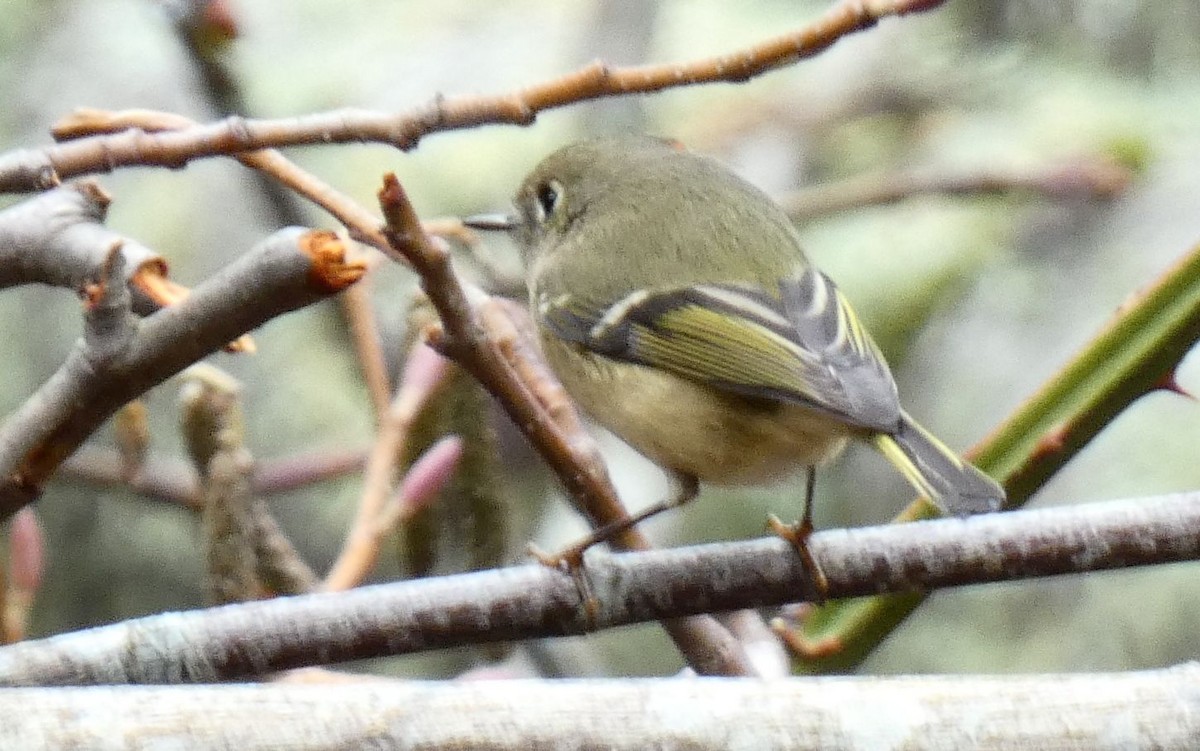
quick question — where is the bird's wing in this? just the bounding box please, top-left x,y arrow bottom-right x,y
537,267 -> 901,432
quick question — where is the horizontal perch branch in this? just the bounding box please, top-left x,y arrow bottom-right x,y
0,491 -> 1193,686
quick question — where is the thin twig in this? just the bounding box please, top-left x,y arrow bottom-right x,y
339,276 -> 392,418
250,448 -> 368,496
782,158 -> 1133,220
0,0 -> 945,193
1,508 -> 43,644
322,343 -> 450,592
54,109 -> 396,414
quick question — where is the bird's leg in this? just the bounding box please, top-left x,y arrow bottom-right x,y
529,476 -> 700,628
767,466 -> 830,603
532,474 -> 701,570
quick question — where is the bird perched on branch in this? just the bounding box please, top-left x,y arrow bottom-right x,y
466,136 -> 1004,585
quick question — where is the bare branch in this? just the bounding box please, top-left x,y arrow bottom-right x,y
0,0 -> 944,193
249,447 -> 367,495
0,229 -> 365,520
322,343 -> 451,592
0,184 -> 160,310
0,182 -> 253,353
782,157 -> 1134,220
0,492 -> 1192,686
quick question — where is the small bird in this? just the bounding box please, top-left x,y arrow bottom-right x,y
465,136 -> 1003,572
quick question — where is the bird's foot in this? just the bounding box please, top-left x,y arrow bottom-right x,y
767,514 -> 829,605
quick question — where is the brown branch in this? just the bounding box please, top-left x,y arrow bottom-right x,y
58,447 -> 198,507
339,276 -> 392,418
782,157 -> 1134,220
0,491 -> 1193,686
49,112 -> 505,271
471,298 -> 625,529
0,229 -> 365,521
250,447 -> 367,496
0,0 -> 944,193
376,184 -> 637,545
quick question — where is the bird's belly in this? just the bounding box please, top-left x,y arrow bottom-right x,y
542,339 -> 851,485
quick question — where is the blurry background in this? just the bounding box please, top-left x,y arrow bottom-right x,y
0,0 -> 1198,676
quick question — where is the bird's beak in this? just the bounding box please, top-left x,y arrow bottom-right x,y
462,213 -> 518,231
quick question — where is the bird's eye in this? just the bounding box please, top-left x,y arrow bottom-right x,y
534,180 -> 562,223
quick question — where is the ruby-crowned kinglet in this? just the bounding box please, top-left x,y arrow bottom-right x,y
465,136 -> 1004,539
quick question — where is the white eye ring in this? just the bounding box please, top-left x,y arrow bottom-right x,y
533,179 -> 562,223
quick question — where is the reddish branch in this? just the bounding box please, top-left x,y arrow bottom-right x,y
2,508 -> 43,644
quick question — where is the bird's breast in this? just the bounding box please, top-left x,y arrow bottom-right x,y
539,332 -> 852,485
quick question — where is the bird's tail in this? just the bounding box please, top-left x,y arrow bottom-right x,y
872,411 -> 1004,515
